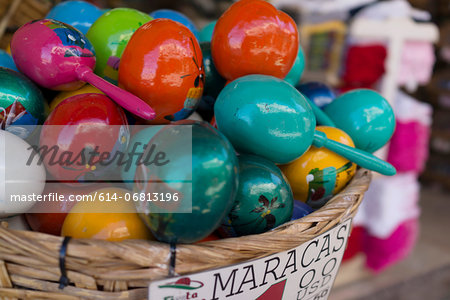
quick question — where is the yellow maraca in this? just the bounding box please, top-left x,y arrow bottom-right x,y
50,84 -> 103,111
61,188 -> 153,241
279,126 -> 356,209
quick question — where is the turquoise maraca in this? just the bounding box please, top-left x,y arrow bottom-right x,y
282,47 -> 335,127
121,126 -> 161,188
214,75 -> 396,176
284,46 -> 305,86
199,20 -> 217,42
324,89 -> 395,153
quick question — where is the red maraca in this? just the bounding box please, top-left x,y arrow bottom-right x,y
10,19 -> 155,120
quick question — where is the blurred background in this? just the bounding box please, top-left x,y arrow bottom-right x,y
0,0 -> 449,299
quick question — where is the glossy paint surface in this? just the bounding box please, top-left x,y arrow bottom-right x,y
199,20 -> 216,42
25,183 -> 107,235
284,46 -> 305,86
211,0 -> 298,81
136,121 -> 239,243
121,126 -> 161,188
40,93 -> 129,182
119,19 -> 205,124
215,75 -> 316,164
46,0 -> 104,34
280,126 -> 356,209
324,89 -> 395,153
86,8 -> 152,83
61,188 -> 153,241
291,200 -> 313,221
200,42 -> 226,99
0,68 -> 48,138
297,81 -> 336,109
0,130 -> 46,217
220,154 -> 293,237
149,9 -> 199,38
50,84 -> 103,111
11,19 -> 96,90
0,49 -> 18,71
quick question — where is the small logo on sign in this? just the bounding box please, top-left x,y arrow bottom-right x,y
159,277 -> 204,290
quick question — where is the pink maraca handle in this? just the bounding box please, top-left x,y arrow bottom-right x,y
76,66 -> 156,120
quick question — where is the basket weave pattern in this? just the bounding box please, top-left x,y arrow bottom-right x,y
0,169 -> 371,299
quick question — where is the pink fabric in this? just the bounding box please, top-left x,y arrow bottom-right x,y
398,41 -> 435,86
387,121 -> 430,173
363,218 -> 419,272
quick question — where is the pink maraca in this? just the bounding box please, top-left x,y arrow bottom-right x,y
10,19 -> 155,120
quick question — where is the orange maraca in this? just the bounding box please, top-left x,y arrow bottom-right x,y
211,0 -> 298,81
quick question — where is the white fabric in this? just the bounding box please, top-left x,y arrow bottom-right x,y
353,172 -> 420,238
394,90 -> 433,126
353,0 -> 431,21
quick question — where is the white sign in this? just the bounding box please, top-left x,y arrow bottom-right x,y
149,219 -> 352,300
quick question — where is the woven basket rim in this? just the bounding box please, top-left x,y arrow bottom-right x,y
0,168 -> 371,299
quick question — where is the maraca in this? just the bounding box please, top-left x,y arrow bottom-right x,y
25,183 -> 109,235
323,89 -> 395,153
280,126 -> 357,209
291,201 -> 313,221
0,67 -> 48,139
211,0 -> 298,81
214,75 -> 396,176
0,50 -> 18,71
121,126 -> 161,188
199,20 -> 216,42
119,19 -> 204,124
62,188 -> 153,241
0,130 -> 46,217
39,93 -> 129,183
46,0 -> 104,34
149,9 -> 199,39
10,19 -> 155,120
297,81 -> 336,109
297,81 -> 336,127
135,121 -> 239,243
86,8 -> 152,84
50,84 -> 103,111
219,154 -> 293,237
284,46 -> 305,86
201,42 -> 226,99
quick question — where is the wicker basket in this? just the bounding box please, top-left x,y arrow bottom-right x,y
0,169 -> 371,299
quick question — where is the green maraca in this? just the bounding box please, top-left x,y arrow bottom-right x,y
86,8 -> 152,84
324,89 -> 395,153
219,154 -> 293,237
134,120 -> 239,243
214,75 -> 396,176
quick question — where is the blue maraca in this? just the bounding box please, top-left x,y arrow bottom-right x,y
291,200 -> 314,221
0,50 -> 18,71
296,81 -> 336,127
214,75 -> 396,176
46,0 -> 104,34
149,9 -> 199,39
297,81 -> 336,109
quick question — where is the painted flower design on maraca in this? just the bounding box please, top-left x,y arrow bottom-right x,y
251,195 -> 285,231
230,195 -> 285,232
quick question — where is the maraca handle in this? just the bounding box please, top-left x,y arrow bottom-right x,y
313,131 -> 396,176
76,66 -> 156,120
306,98 -> 335,127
